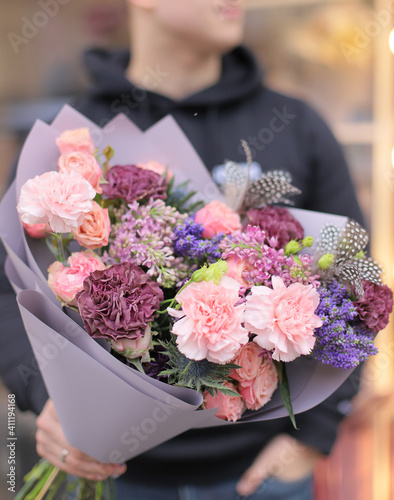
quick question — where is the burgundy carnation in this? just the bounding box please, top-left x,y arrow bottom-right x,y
244,206 -> 304,248
356,280 -> 393,334
101,165 -> 167,202
76,262 -> 163,341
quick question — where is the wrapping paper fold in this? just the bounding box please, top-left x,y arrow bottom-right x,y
0,105 -> 354,462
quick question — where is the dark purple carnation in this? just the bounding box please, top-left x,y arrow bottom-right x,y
101,165 -> 167,202
355,280 -> 393,334
76,262 -> 163,341
244,206 -> 304,248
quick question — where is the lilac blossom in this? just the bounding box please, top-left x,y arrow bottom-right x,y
105,198 -> 189,288
220,225 -> 319,287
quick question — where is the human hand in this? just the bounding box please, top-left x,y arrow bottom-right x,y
36,400 -> 127,481
236,433 -> 322,496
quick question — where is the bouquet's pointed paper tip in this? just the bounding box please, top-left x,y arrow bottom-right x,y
50,104 -> 98,132
145,114 -> 224,203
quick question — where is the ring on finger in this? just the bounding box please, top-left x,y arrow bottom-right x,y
60,448 -> 69,464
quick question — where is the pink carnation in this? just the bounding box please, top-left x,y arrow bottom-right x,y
56,128 -> 95,156
47,251 -> 105,306
168,276 -> 248,364
72,202 -> 110,249
245,276 -> 322,362
17,170 -> 96,233
58,151 -> 102,193
203,382 -> 245,421
195,200 -> 241,239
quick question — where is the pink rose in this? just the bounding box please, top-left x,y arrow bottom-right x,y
17,170 -> 96,233
238,357 -> 278,411
72,202 -> 110,249
137,161 -> 173,180
47,251 -> 105,306
111,326 -> 152,361
22,222 -> 51,239
224,256 -> 250,286
58,151 -> 102,193
203,382 -> 245,421
56,128 -> 95,156
195,200 -> 241,239
245,276 -> 322,362
168,276 -> 248,364
230,342 -> 264,383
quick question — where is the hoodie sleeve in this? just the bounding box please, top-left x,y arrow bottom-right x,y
0,241 -> 48,414
300,104 -> 365,226
286,365 -> 362,454
285,104 -> 365,454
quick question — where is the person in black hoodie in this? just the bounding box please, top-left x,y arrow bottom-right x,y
1,1 -> 364,499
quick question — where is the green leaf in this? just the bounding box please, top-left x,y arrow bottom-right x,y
274,361 -> 298,430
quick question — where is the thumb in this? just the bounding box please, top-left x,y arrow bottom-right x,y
235,434 -> 296,497
236,457 -> 270,497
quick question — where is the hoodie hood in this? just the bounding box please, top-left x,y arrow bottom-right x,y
76,45 -> 264,168
82,45 -> 263,108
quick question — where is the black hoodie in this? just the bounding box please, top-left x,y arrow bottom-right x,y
0,46 -> 363,486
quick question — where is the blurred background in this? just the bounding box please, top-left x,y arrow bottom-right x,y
0,0 -> 393,498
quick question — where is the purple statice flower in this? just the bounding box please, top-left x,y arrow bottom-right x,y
312,281 -> 377,369
105,198 -> 189,288
280,254 -> 321,289
173,218 -> 224,262
245,206 -> 304,248
220,225 -> 292,286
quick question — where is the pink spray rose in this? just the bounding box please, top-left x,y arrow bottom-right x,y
22,222 -> 51,239
230,342 -> 264,384
168,276 -> 248,364
47,251 -> 105,306
17,170 -> 96,233
230,343 -> 278,411
111,326 -> 152,361
245,276 -> 322,362
56,128 -> 95,156
195,200 -> 241,239
72,202 -> 110,249
224,256 -> 251,287
203,382 -> 245,422
238,359 -> 278,411
58,151 -> 102,193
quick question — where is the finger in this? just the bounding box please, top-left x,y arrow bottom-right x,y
236,467 -> 270,497
36,435 -> 127,480
235,434 -> 293,496
36,401 -> 127,480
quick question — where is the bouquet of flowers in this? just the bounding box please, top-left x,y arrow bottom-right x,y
1,106 -> 392,498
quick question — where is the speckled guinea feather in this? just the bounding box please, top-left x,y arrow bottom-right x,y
317,219 -> 382,298
242,170 -> 301,211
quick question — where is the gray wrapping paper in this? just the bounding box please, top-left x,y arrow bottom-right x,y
0,105 -> 354,463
